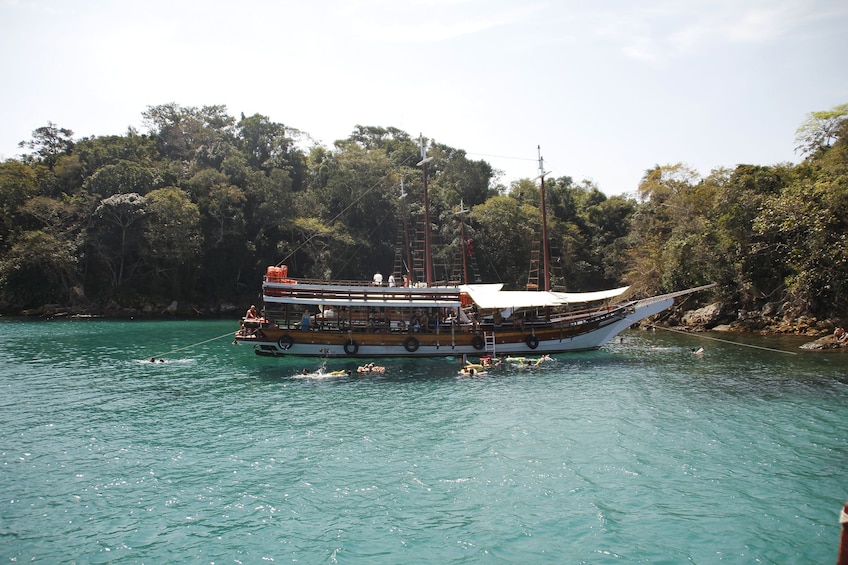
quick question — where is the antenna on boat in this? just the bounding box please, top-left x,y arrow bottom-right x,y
417,133 -> 434,287
535,146 -> 551,292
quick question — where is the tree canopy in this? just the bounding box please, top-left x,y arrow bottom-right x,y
1,102 -> 846,327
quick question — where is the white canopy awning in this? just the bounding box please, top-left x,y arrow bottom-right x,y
459,284 -> 629,309
552,286 -> 630,303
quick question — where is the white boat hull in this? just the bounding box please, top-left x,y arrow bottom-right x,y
237,296 -> 675,359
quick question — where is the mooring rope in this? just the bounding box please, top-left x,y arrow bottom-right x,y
650,324 -> 798,355
146,330 -> 236,360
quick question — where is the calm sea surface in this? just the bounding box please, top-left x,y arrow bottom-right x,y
1,319 -> 846,564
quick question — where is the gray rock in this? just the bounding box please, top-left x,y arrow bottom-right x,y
681,302 -> 724,327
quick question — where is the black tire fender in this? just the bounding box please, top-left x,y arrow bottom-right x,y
472,335 -> 485,350
526,334 -> 539,350
343,339 -> 359,355
277,335 -> 294,350
404,336 -> 419,352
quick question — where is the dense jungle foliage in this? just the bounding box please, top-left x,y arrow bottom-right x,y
1,103 -> 846,324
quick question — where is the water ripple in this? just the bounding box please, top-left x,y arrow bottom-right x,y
1,321 -> 846,563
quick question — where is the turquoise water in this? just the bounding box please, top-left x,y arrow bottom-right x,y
1,319 -> 846,564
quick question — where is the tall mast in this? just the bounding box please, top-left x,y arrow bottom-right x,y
399,179 -> 414,284
537,145 -> 551,292
417,134 -> 434,287
457,199 -> 469,285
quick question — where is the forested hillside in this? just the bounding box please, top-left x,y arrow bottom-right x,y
1,103 -> 846,332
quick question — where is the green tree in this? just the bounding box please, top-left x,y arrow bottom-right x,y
427,142 -> 495,209
585,194 -> 637,285
0,230 -> 78,307
753,135 -> 848,315
0,160 -> 38,248
18,122 -> 75,169
470,195 -> 538,288
196,182 -> 250,297
304,141 -> 398,279
704,164 -> 791,307
144,187 -> 201,296
237,113 -> 305,186
91,193 -> 148,289
243,169 -> 294,269
625,164 -> 709,296
82,160 -> 158,197
345,125 -> 418,167
794,103 -> 848,157
74,130 -> 157,178
142,103 -> 236,168
201,183 -> 246,245
290,216 -> 357,281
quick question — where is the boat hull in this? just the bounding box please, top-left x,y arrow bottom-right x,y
235,297 -> 674,358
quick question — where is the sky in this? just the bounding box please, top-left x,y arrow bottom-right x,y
1,0 -> 847,195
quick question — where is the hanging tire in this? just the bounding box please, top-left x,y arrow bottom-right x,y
343,340 -> 359,355
277,335 -> 294,350
404,336 -> 419,352
472,335 -> 485,350
526,334 -> 539,349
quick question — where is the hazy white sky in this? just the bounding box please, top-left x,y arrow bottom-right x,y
2,0 -> 846,194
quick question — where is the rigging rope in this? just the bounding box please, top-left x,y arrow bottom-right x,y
649,324 -> 798,355
330,204 -> 398,279
465,152 -> 536,163
145,330 -> 236,360
277,152 -> 419,267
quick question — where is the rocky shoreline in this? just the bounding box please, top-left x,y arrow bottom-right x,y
3,299 -> 847,351
654,300 -> 848,351
0,300 -> 243,321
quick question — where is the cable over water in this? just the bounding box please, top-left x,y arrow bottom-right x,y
651,324 -> 798,355
145,330 -> 236,360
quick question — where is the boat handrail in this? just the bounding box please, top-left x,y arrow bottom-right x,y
264,276 -> 463,289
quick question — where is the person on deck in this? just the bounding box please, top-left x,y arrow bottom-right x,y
373,272 -> 383,286
240,305 -> 259,332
